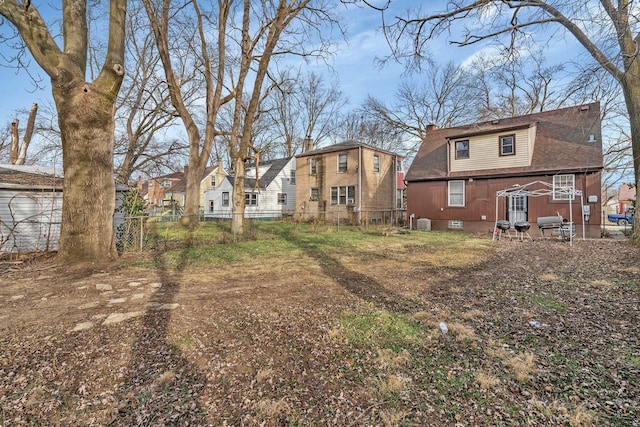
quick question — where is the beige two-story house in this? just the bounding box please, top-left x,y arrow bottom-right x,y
295,141 -> 404,225
406,102 -> 604,237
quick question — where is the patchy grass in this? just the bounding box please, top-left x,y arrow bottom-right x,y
1,234 -> 638,426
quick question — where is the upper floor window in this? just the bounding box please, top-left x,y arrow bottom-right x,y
310,157 -> 317,175
448,180 -> 465,207
310,188 -> 319,201
500,134 -> 515,156
210,175 -> 216,186
455,140 -> 469,159
161,180 -> 172,188
245,192 -> 258,206
373,154 -> 380,173
553,174 -> 575,200
338,153 -> 348,173
290,169 -> 296,185
396,159 -> 403,172
277,193 -> 287,205
222,192 -> 230,207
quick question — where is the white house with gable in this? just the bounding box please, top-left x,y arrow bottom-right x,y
204,157 -> 296,219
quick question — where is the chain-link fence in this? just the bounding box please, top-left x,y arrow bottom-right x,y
115,209 -> 407,253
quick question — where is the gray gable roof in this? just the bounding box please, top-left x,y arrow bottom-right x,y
244,157 -> 292,189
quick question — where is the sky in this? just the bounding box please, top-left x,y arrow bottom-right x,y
0,1 -> 579,143
0,1 -> 477,125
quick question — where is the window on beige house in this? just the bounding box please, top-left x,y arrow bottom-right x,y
499,134 -> 515,156
310,158 -> 317,175
310,188 -> 319,201
211,175 -> 216,186
455,140 -> 469,159
331,185 -> 355,205
373,154 -> 380,173
338,153 -> 347,173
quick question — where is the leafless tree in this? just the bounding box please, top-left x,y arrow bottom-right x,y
114,2 -> 186,184
0,1 -> 127,261
363,61 -> 474,143
267,70 -> 346,156
357,0 -> 640,241
143,0 -> 341,234
4,103 -> 38,165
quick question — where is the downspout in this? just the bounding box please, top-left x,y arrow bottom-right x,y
358,145 -> 362,224
394,154 -> 398,225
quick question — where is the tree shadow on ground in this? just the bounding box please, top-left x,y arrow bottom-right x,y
111,246 -> 209,425
290,237 -> 422,314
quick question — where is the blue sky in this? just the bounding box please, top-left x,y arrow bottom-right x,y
0,1 -> 473,124
0,1 -> 577,130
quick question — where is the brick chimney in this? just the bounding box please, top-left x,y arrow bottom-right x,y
304,135 -> 314,152
426,124 -> 437,131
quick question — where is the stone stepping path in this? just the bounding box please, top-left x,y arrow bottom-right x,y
71,280 -> 180,332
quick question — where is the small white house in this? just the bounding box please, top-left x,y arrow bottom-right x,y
0,164 -> 128,255
204,157 -> 296,219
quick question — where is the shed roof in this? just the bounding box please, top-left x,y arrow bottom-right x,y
0,164 -> 64,190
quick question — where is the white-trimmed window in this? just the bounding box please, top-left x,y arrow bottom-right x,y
277,193 -> 287,205
331,185 -> 355,205
448,180 -> 465,207
310,158 -> 317,175
396,189 -> 403,208
338,153 -> 348,173
455,140 -> 469,159
310,188 -> 319,201
553,174 -> 575,200
500,134 -> 515,156
290,170 -> 296,185
373,154 -> 380,173
448,220 -> 464,229
161,180 -> 172,188
210,175 -> 216,186
222,192 -> 230,207
245,192 -> 258,206
209,200 -> 214,212
396,159 -> 403,172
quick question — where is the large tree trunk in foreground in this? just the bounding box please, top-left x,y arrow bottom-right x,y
56,81 -> 118,260
620,71 -> 640,242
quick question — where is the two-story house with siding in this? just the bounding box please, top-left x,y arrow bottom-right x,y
203,157 -> 296,219
406,102 -> 603,237
141,171 -> 184,209
295,140 -> 404,225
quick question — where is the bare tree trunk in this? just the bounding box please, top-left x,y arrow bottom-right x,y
231,157 -> 246,235
55,81 -> 118,260
15,103 -> 38,165
9,119 -> 19,164
620,71 -> 640,242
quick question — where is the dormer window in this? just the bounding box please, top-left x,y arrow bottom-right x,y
500,134 -> 515,156
455,140 -> 469,159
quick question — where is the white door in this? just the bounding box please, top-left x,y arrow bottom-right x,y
507,193 -> 528,224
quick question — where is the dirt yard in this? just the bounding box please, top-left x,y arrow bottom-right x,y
1,236 -> 639,426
